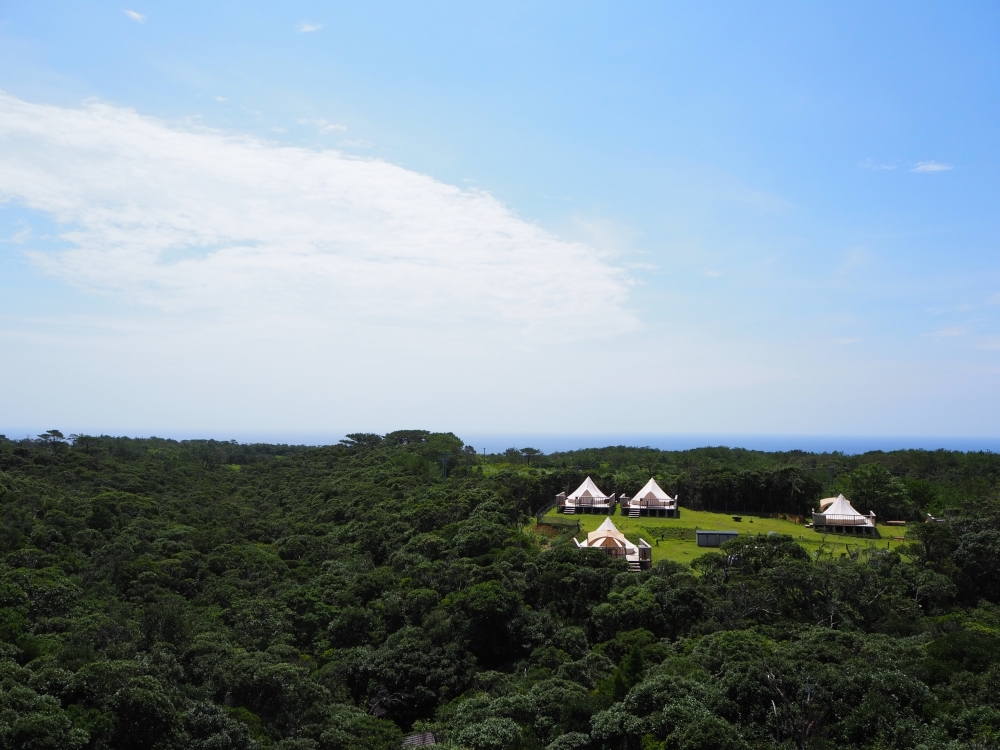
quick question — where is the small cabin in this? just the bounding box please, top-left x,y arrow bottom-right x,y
812,494 -> 880,538
696,530 -> 739,547
556,477 -> 616,515
574,517 -> 652,571
620,478 -> 679,518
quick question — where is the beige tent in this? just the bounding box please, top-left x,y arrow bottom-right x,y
584,516 -> 628,545
574,517 -> 651,570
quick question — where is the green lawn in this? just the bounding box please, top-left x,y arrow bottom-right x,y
540,506 -> 909,565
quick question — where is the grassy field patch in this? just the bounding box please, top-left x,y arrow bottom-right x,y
541,506 -> 908,565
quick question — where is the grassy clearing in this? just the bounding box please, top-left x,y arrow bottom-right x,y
540,506 -> 909,565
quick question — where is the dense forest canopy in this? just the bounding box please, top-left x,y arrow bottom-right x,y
0,431 -> 999,750
487,442 -> 1000,520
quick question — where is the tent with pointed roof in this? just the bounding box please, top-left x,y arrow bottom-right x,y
630,478 -> 675,506
574,517 -> 652,570
586,516 -> 626,545
568,477 -> 610,501
812,493 -> 877,534
555,477 -> 616,514
620,478 -> 679,517
821,494 -> 866,519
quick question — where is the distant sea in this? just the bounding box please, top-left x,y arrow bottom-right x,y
8,429 -> 998,456
459,434 -> 1000,456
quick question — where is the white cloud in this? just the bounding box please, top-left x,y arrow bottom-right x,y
0,92 -> 635,344
912,161 -> 953,173
860,159 -> 896,171
213,96 -> 226,102
835,246 -> 867,278
124,9 -> 146,23
3,226 -> 31,244
704,269 -> 721,279
927,326 -> 967,338
568,216 -> 641,257
297,22 -> 322,33
298,118 -> 347,134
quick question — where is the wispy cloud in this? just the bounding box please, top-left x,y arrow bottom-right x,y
978,336 -> 1000,350
123,9 -> 146,23
912,161 -> 953,173
927,326 -> 967,338
0,93 -> 635,344
298,118 -> 347,134
832,337 -> 861,346
704,269 -> 721,278
296,22 -> 322,33
213,96 -> 226,103
859,159 -> 897,171
835,246 -> 867,279
338,139 -> 373,149
3,226 -> 32,244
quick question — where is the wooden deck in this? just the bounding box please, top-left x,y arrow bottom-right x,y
812,516 -> 882,538
621,505 -> 679,518
403,732 -> 436,747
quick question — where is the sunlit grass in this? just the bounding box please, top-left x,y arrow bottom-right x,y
540,506 -> 908,565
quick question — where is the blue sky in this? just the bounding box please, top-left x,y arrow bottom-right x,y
1,1 -> 999,442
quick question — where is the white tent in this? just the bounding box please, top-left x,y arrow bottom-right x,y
568,476 -> 610,501
818,494 -> 874,527
630,478 -> 675,505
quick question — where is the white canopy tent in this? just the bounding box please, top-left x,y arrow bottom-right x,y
556,476 -> 615,514
568,476 -> 610,501
621,478 -> 679,518
822,494 -> 867,518
813,494 -> 876,531
629,478 -> 676,506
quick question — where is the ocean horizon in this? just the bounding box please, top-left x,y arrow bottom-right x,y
458,434 -> 1000,456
